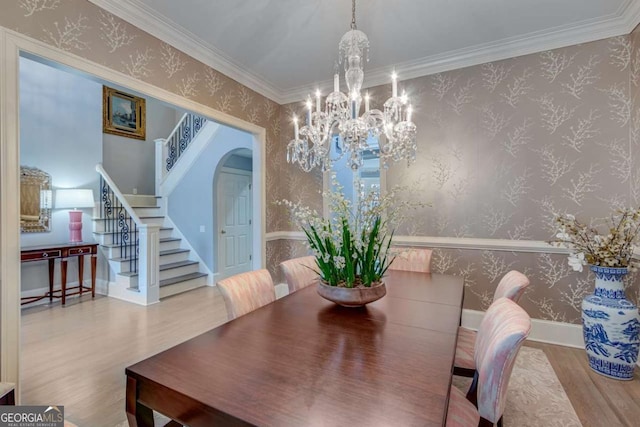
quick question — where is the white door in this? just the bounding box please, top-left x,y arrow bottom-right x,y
218,170 -> 252,279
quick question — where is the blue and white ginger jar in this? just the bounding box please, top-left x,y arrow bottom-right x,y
582,265 -> 640,380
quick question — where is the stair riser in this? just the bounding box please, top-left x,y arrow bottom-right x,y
108,258 -> 138,274
124,195 -> 158,207
160,264 -> 200,280
93,226 -> 174,244
133,207 -> 164,217
101,245 -> 138,260
94,233 -> 138,246
140,217 -> 165,226
160,240 -> 181,251
160,276 -> 207,299
159,252 -> 190,264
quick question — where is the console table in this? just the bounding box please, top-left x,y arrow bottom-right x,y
21,242 -> 98,306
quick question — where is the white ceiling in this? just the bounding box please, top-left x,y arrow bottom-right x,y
91,0 -> 640,104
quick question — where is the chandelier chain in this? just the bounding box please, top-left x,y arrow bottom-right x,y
351,0 -> 357,29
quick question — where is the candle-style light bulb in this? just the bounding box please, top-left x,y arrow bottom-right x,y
365,92 -> 370,112
391,71 -> 398,98
306,97 -> 312,124
293,115 -> 299,140
334,73 -> 340,92
351,91 -> 357,119
407,105 -> 413,123
315,89 -> 321,114
401,90 -> 408,104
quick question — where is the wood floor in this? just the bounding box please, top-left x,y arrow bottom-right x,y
21,287 -> 640,427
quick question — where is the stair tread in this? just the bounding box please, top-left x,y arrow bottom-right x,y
117,260 -> 198,276
160,272 -> 207,287
131,205 -> 161,209
100,243 -> 138,249
160,237 -> 181,243
160,248 -> 189,256
160,260 -> 198,271
139,215 -> 165,219
93,227 -> 172,235
110,256 -> 139,262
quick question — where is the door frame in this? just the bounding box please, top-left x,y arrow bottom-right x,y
0,27 -> 267,396
216,167 -> 253,280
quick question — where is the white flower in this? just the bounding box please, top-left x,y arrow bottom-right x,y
555,232 -> 570,241
567,252 -> 585,272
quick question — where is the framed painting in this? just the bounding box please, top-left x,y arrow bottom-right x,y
103,86 -> 146,140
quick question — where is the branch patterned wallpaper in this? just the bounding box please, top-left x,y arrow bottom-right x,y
278,29 -> 640,323
3,0 -> 640,324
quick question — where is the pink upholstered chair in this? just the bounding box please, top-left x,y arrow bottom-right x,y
217,269 -> 276,321
454,270 -> 530,377
388,247 -> 433,273
279,256 -> 318,293
446,298 -> 531,427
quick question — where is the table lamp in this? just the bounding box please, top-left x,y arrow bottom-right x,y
55,189 -> 94,243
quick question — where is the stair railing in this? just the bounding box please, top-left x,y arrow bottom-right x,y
96,164 -> 142,275
155,112 -> 208,193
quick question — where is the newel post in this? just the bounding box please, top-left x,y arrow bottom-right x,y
138,224 -> 160,305
155,138 -> 166,196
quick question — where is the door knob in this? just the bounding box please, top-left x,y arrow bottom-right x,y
220,229 -> 226,234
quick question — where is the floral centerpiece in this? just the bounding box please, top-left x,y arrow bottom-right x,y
279,179 -> 421,306
551,208 -> 640,380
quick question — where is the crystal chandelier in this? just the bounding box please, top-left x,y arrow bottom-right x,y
287,0 -> 417,172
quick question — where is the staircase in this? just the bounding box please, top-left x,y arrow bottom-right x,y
94,193 -> 207,301
94,112 -> 215,305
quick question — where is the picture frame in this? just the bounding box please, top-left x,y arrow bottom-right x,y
102,86 -> 146,140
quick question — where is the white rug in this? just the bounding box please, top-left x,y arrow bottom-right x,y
452,346 -> 582,427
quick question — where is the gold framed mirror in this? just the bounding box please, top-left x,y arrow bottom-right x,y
20,166 -> 52,233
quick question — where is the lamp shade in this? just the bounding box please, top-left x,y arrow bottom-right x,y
55,189 -> 94,209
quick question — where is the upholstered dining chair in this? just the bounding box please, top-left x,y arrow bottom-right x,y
454,270 -> 530,377
388,247 -> 433,273
446,298 -> 531,427
217,269 -> 276,321
279,256 -> 318,293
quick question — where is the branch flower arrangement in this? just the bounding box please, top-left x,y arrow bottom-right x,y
551,208 -> 640,272
278,179 -> 423,288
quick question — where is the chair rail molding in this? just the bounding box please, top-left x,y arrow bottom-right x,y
265,231 -> 570,254
0,25 -> 267,394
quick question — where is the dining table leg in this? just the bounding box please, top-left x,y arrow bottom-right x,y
126,376 -> 154,427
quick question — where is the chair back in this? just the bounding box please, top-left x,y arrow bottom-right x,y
217,269 -> 275,320
493,270 -> 530,303
475,298 -> 531,424
280,256 -> 318,293
388,248 -> 432,273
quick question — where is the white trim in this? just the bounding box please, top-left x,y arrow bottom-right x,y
87,0 -> 281,103
265,232 -> 570,254
0,26 -> 267,395
0,28 -> 21,397
88,0 -> 640,104
461,309 -> 585,349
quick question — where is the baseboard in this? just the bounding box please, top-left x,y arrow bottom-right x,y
462,308 -> 584,349
20,279 -> 108,308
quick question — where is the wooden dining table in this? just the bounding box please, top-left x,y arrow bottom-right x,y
125,270 -> 464,426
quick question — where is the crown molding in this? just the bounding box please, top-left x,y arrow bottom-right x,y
89,0 -> 640,106
281,0 -> 640,103
87,0 -> 284,103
